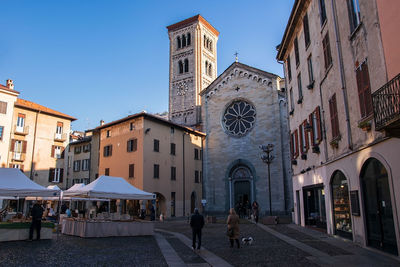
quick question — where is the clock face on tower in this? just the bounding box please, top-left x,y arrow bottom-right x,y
222,100 -> 256,137
176,82 -> 189,96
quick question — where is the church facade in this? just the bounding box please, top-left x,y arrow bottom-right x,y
200,62 -> 292,215
167,15 -> 292,215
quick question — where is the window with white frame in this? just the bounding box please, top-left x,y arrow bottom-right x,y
348,0 -> 361,32
73,160 -> 81,172
56,122 -> 63,139
0,126 -> 4,140
82,159 -> 90,171
49,168 -> 63,183
54,146 -> 62,158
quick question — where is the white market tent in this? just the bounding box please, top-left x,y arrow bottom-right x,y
0,168 -> 59,197
63,175 -> 155,200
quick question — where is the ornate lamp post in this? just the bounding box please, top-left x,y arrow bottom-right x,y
260,144 -> 274,216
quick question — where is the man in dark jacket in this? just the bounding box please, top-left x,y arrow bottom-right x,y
190,208 -> 205,250
29,203 -> 44,241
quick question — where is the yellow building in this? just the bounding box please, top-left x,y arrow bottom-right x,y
8,97 -> 76,189
94,112 -> 204,218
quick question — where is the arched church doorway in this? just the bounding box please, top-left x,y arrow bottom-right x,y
191,191 -> 196,214
361,158 -> 398,255
230,166 -> 253,218
331,170 -> 352,239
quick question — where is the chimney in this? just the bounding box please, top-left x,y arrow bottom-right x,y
100,120 -> 105,126
6,79 -> 14,90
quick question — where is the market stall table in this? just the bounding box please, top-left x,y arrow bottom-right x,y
61,218 -> 154,237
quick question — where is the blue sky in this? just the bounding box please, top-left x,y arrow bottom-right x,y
0,0 -> 294,131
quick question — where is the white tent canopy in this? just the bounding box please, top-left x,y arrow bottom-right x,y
0,168 -> 59,197
63,175 -> 155,200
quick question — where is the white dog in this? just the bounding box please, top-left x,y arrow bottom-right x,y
242,237 -> 254,245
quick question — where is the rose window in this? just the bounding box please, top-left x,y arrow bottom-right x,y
223,100 -> 256,136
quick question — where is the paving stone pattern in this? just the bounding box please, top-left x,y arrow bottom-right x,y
156,220 -> 319,267
0,235 -> 167,267
269,225 -> 352,256
161,234 -> 207,264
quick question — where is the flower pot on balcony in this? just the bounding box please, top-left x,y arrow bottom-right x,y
312,145 -> 320,153
358,121 -> 372,132
330,140 -> 339,149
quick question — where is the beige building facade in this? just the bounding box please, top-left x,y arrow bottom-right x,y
0,80 -> 77,189
0,80 -> 19,167
66,136 -> 92,188
277,0 -> 400,256
96,112 -> 204,218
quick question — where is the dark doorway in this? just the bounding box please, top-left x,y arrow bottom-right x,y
234,180 -> 250,218
361,158 -> 398,255
331,171 -> 352,240
303,184 -> 326,230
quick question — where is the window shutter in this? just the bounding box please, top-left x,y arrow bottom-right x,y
110,145 -> 112,156
315,106 -> 322,142
59,169 -> 64,183
49,168 -> 55,182
303,120 -> 309,151
362,63 -> 373,116
10,139 -> 16,152
294,129 -> 299,158
299,125 -> 304,154
127,140 -> 130,152
356,66 -> 365,117
51,145 -> 55,158
103,146 -> 106,157
309,114 -> 315,146
20,165 -> 24,172
133,139 -> 137,151
22,141 -> 27,153
290,133 -> 294,159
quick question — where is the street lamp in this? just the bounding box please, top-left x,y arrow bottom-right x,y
259,144 -> 274,216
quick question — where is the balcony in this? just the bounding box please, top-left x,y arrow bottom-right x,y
14,125 -> 29,136
10,152 -> 26,162
372,73 -> 400,137
54,132 -> 67,142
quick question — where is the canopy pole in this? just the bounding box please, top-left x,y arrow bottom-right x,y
57,193 -> 61,239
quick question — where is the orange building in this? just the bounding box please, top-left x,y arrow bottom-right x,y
95,112 -> 204,218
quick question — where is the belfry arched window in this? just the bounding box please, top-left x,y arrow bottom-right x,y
187,33 -> 191,46
184,58 -> 189,73
182,34 -> 186,47
208,64 -> 212,76
178,61 -> 183,74
177,36 -> 181,49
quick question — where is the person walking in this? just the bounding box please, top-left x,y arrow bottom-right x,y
227,208 -> 240,248
252,201 -> 259,223
29,202 -> 44,241
190,208 -> 205,250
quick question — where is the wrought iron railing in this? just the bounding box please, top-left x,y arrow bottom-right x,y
372,73 -> 400,130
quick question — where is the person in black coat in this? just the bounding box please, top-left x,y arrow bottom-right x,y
29,203 -> 44,241
190,208 -> 205,250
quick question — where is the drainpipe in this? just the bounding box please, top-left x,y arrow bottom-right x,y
30,110 -> 40,180
182,132 -> 186,216
331,0 -> 353,150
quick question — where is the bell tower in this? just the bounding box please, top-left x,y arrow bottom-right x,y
167,15 -> 219,127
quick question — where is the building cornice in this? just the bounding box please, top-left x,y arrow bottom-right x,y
167,14 -> 220,37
